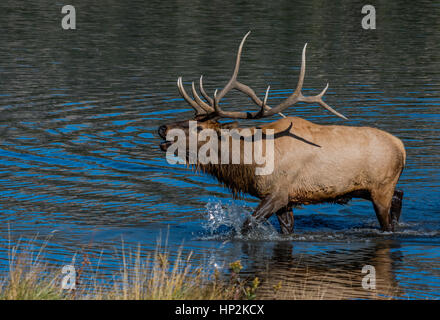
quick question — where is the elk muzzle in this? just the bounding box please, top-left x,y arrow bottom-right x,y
158,125 -> 173,151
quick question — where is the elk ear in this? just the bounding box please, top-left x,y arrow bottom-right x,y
220,121 -> 239,130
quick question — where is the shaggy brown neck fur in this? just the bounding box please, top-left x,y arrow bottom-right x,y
186,129 -> 262,199
198,163 -> 258,199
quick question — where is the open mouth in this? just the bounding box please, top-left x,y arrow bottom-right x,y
158,125 -> 172,151
159,140 -> 172,151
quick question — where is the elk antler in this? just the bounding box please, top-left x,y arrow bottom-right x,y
177,31 -> 347,120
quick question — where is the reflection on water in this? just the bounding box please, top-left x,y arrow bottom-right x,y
0,0 -> 439,298
243,240 -> 403,299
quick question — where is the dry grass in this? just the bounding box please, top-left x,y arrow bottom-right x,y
89,244 -> 243,300
0,237 -> 65,300
0,238 -> 257,300
0,237 -> 397,300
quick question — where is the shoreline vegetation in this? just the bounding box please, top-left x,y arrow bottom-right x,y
0,237 -> 395,300
0,237 -> 258,300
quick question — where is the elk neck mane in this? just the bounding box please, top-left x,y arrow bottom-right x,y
189,161 -> 258,200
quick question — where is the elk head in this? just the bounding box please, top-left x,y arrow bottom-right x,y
158,31 -> 347,157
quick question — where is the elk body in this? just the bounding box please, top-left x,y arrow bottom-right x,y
158,32 -> 405,234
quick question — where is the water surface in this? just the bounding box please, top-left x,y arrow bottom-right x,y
0,1 -> 439,299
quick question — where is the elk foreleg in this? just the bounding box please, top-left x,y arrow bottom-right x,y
241,193 -> 288,235
276,206 -> 294,234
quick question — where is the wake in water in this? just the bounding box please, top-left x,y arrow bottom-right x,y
197,200 -> 440,242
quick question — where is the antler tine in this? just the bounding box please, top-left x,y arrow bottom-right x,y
212,31 -> 285,119
234,82 -> 285,118
260,44 -> 347,120
191,81 -> 215,113
177,36 -> 345,120
199,75 -> 214,105
259,44 -> 307,116
263,86 -> 270,106
213,31 -> 251,117
294,43 -> 307,96
177,77 -> 207,115
300,83 -> 348,120
215,31 -> 251,103
256,85 -> 271,116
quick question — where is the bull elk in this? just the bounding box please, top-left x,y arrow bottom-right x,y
158,32 -> 405,234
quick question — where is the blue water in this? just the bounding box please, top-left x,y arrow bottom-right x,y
0,0 -> 439,299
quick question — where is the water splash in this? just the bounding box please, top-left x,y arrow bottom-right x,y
198,200 -> 440,242
200,200 -> 280,240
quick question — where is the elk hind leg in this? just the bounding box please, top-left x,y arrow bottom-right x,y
371,188 -> 394,232
390,189 -> 403,225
